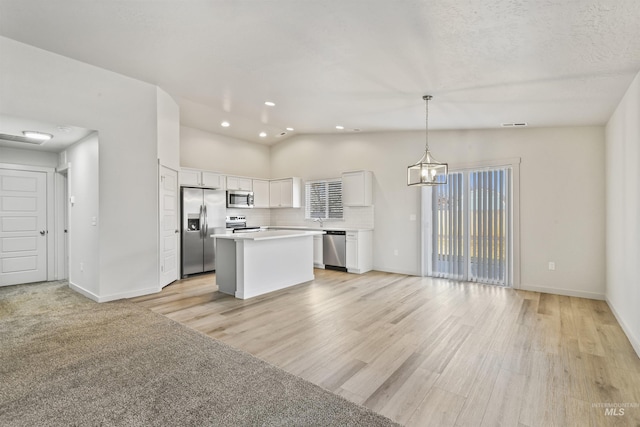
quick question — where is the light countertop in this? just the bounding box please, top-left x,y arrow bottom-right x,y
212,230 -> 324,241
268,226 -> 373,232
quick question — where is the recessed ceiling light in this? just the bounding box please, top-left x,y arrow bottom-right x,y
286,127 -> 294,132
221,121 -> 230,127
259,132 -> 267,138
335,125 -> 344,130
22,131 -> 53,141
264,101 -> 275,107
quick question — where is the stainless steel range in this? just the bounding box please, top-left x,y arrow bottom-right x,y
225,216 -> 265,233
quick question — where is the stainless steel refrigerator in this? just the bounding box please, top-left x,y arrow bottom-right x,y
181,187 -> 226,277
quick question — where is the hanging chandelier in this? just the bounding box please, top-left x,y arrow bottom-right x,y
407,95 -> 448,186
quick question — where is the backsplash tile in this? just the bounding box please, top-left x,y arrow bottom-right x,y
270,205 -> 374,229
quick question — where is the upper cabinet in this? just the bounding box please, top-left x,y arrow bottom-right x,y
342,170 -> 373,207
226,176 -> 253,191
252,179 -> 270,208
179,168 -> 225,189
202,172 -> 225,189
178,169 -> 200,187
270,177 -> 302,208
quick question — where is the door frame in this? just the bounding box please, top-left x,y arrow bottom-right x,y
0,162 -> 56,282
55,167 -> 69,281
159,163 -> 179,288
421,157 -> 521,289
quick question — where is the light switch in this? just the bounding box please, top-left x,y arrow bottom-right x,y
409,214 -> 416,221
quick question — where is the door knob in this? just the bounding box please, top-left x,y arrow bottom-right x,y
175,229 -> 179,234
39,230 -> 46,236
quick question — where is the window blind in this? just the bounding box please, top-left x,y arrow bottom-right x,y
433,172 -> 465,280
432,167 -> 511,286
469,169 -> 510,285
305,179 -> 343,220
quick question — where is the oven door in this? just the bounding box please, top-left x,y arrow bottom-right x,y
227,191 -> 254,208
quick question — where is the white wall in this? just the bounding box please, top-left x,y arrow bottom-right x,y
180,126 -> 271,178
66,133 -> 100,296
271,126 -> 606,298
0,36 -> 161,301
157,88 -> 180,171
0,146 -> 58,168
606,71 -> 640,356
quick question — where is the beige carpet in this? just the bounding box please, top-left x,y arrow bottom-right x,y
0,281 -> 399,426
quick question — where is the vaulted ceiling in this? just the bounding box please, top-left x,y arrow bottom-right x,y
1,0 -> 639,144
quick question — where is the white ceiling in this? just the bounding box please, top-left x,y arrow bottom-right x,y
1,0 -> 639,145
0,115 -> 94,152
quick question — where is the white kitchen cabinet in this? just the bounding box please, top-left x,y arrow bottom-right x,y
346,230 -> 373,274
342,170 -> 373,207
313,234 -> 324,268
179,168 -> 225,189
269,177 -> 301,208
179,169 -> 201,187
202,172 -> 225,189
226,176 -> 253,191
252,179 -> 270,208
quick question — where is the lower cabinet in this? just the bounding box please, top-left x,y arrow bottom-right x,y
346,230 -> 373,274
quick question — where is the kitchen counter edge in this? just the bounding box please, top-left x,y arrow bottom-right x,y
268,226 -> 373,232
212,230 -> 324,241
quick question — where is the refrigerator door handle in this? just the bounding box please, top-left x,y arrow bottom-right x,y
204,205 -> 208,237
199,204 -> 204,239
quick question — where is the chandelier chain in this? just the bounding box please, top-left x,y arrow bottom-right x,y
424,95 -> 432,153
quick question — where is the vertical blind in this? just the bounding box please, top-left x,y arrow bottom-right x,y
469,169 -> 510,285
433,172 -> 465,280
305,179 -> 343,220
432,168 -> 511,286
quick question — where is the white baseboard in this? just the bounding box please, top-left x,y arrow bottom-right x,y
69,281 -> 161,303
605,297 -> 640,358
373,266 -> 418,276
69,282 -> 100,302
519,283 -> 605,300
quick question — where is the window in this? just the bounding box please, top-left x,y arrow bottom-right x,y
431,166 -> 513,286
305,179 -> 343,220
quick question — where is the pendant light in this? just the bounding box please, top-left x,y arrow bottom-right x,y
407,95 -> 448,186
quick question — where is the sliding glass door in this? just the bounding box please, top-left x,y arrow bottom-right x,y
431,167 -> 512,286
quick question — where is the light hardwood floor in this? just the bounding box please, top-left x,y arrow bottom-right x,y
131,269 -> 640,426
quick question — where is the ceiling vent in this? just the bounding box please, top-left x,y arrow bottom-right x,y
501,123 -> 528,127
0,133 -> 47,145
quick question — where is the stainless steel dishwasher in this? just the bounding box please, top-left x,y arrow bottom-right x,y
323,230 -> 347,272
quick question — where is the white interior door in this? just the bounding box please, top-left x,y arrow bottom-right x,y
0,168 -> 47,286
159,166 -> 179,287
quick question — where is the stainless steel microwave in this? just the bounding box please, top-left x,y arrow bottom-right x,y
226,190 -> 254,208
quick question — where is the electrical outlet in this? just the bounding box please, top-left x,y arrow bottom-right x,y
548,261 -> 556,271
80,262 -> 84,272
394,249 -> 399,256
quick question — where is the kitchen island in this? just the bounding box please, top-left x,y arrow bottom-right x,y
213,230 -> 324,299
